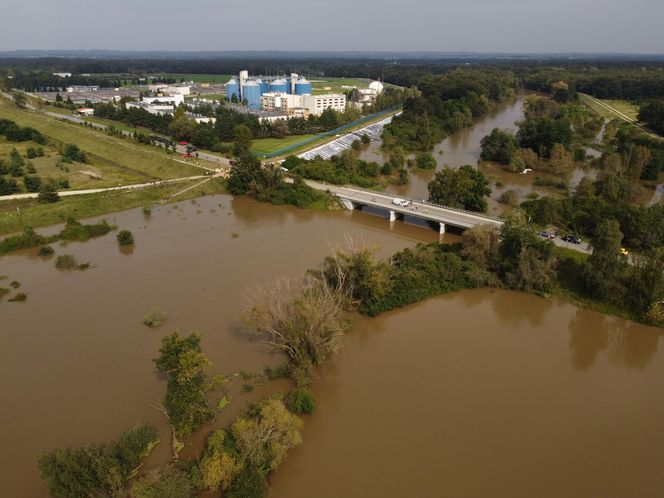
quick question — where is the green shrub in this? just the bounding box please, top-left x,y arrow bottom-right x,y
37,245 -> 55,256
226,465 -> 268,498
143,307 -> 167,328
55,254 -> 78,270
8,293 -> 27,302
117,230 -> 134,246
0,227 -> 46,254
0,287 -> 9,299
38,424 -> 159,498
9,280 -> 20,289
285,388 -> 316,415
264,364 -> 289,380
58,219 -> 112,242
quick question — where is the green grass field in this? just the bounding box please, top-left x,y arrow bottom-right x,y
250,135 -> 318,154
0,98 -> 203,180
150,73 -> 233,84
0,138 -> 136,190
0,179 -> 226,234
601,99 -> 640,121
310,78 -> 371,95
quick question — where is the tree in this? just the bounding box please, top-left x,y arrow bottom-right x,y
427,165 -> 491,212
168,108 -> 197,141
416,152 -> 437,169
12,91 -> 26,108
583,219 -> 626,300
227,151 -> 265,195
117,230 -> 134,246
23,175 -> 42,192
517,116 -> 572,157
480,128 -> 518,164
638,99 -> 664,135
130,466 -> 193,498
461,224 -> 501,268
37,179 -> 60,203
233,124 -> 253,157
231,398 -> 303,472
0,177 -> 20,196
154,332 -> 217,455
548,143 -> 573,174
628,249 -> 664,318
195,429 -> 243,493
243,276 -> 348,370
38,424 -> 159,498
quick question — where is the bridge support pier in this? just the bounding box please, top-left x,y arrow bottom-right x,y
389,210 -> 397,222
339,198 -> 355,211
439,222 -> 446,234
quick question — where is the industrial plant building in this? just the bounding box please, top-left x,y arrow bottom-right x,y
260,92 -> 346,117
226,71 -> 333,113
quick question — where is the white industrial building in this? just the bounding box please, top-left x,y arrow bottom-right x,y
126,101 -> 176,115
260,92 -> 346,116
142,94 -> 185,106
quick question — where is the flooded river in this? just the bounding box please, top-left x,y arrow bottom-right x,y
0,196 -> 441,498
271,290 -> 664,498
1,99 -> 661,497
361,94 -> 601,213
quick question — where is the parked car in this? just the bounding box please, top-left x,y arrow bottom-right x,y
392,198 -> 410,208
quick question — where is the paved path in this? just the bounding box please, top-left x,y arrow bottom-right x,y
0,175 -> 210,201
582,93 -> 661,140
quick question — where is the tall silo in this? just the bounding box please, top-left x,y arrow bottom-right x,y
226,78 -> 240,101
242,81 -> 261,109
258,79 -> 269,95
295,78 -> 312,95
270,78 -> 288,94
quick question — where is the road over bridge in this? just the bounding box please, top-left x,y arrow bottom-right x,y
303,180 -> 503,233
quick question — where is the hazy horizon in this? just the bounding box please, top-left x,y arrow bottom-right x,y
1,0 -> 663,54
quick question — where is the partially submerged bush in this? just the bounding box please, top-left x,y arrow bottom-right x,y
143,307 -> 167,328
285,388 -> 316,415
37,245 -> 54,256
0,227 -> 46,255
117,230 -> 135,246
8,293 -> 27,303
38,423 -> 159,498
54,254 -> 78,270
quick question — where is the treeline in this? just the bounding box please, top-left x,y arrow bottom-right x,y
383,69 -> 519,150
319,213 -> 664,326
523,67 -> 664,100
93,98 -> 394,151
0,118 -> 45,143
8,72 -> 118,92
226,125 -> 337,209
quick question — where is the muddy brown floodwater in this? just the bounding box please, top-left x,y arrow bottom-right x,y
361,94 -> 602,214
270,290 -> 664,498
0,195 -> 442,498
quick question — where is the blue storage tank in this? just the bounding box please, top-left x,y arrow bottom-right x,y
242,81 -> 261,109
295,78 -> 312,95
257,79 -> 269,95
284,78 -> 292,94
270,78 -> 288,93
226,78 -> 240,101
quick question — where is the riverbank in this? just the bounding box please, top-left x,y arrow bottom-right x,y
0,178 -> 226,234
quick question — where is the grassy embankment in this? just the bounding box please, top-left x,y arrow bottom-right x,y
0,98 -> 207,180
0,179 -> 226,235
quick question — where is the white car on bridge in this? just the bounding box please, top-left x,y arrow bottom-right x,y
392,198 -> 410,208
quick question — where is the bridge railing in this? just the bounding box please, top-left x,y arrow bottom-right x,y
307,180 -> 503,222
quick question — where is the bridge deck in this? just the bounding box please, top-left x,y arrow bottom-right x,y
304,180 -> 503,230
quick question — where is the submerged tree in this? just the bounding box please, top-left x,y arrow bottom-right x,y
154,332 -> 219,457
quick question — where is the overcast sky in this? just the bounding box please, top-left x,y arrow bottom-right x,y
1,0 -> 662,53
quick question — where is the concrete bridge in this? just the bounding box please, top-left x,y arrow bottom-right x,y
304,180 -> 503,234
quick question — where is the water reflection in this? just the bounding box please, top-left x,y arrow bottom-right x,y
569,308 -> 660,370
